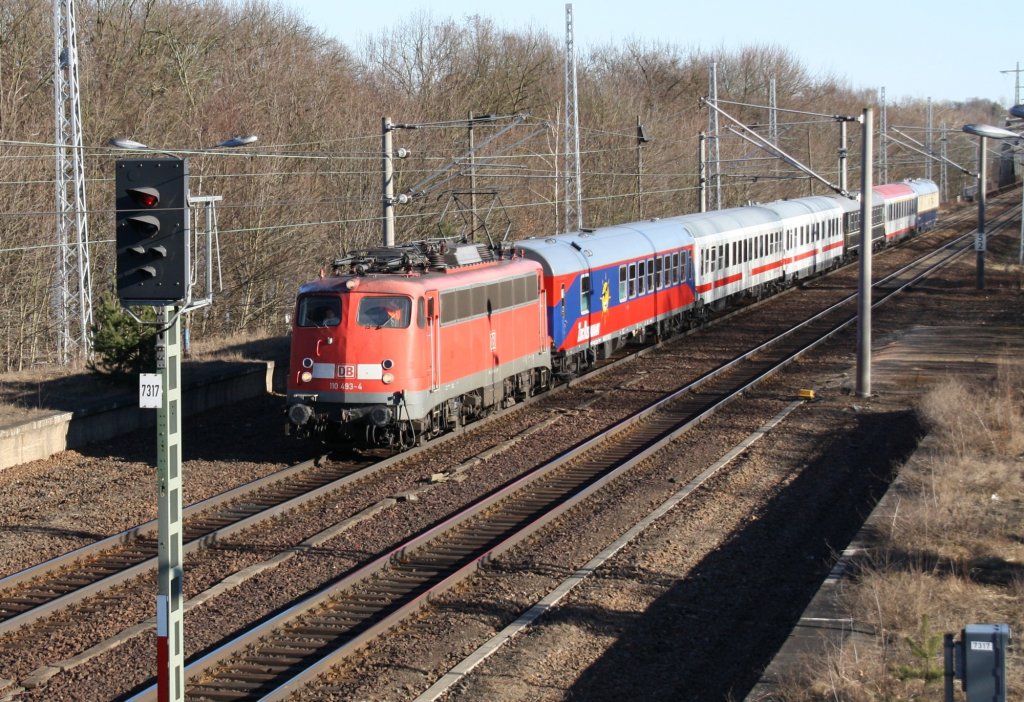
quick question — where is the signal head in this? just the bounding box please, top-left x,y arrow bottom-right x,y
114,158 -> 190,306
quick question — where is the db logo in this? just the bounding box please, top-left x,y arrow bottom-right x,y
338,365 -> 356,379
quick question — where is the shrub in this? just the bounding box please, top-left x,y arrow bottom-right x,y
88,292 -> 157,378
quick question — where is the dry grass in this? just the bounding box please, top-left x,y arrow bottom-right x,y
185,328 -> 283,361
785,368 -> 1024,700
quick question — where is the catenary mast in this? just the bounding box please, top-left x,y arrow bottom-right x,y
563,3 -> 583,232
53,0 -> 93,363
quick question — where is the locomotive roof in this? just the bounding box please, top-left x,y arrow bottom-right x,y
297,256 -> 542,296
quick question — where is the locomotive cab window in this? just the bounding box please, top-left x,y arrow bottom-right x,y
357,296 -> 411,329
298,296 -> 341,327
580,274 -> 591,315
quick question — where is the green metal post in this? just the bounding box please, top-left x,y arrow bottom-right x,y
156,305 -> 184,702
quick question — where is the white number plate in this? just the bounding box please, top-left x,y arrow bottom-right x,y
139,373 -> 162,408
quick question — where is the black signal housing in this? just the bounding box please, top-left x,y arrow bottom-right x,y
114,158 -> 189,305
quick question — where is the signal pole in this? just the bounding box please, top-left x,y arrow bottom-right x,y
155,305 -> 184,702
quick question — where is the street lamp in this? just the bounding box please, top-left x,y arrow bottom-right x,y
108,135 -> 258,154
216,135 -> 258,148
962,123 -> 1018,289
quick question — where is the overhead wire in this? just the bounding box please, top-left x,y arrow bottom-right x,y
3,102 -> 928,257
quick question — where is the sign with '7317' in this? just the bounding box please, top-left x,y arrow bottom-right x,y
139,373 -> 162,408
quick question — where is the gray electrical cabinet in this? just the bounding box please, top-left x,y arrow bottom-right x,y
957,624 -> 1011,702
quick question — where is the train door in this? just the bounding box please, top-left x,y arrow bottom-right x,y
425,290 -> 440,392
537,276 -> 548,353
488,285 -> 498,402
579,268 -> 595,355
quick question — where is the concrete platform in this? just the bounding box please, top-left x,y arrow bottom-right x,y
744,325 -> 1024,701
0,361 -> 274,471
870,325 -> 1024,394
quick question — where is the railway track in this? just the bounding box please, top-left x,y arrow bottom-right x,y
0,455 -> 366,636
134,204 -> 1017,701
0,194 -> 1015,700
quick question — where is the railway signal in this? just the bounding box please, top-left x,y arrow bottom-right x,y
115,158 -> 189,305
109,136 -> 252,702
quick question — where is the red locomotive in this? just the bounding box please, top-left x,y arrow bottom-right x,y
286,243 -> 551,447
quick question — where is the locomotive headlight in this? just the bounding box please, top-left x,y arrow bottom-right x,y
381,372 -> 395,385
300,371 -> 313,383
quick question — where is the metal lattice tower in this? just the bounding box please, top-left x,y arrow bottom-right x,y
563,3 -> 583,232
53,0 -> 92,364
707,62 -> 721,210
878,87 -> 889,183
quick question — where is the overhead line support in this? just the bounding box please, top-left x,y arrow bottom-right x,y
702,97 -> 853,198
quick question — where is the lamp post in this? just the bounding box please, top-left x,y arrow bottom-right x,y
962,123 -> 1018,289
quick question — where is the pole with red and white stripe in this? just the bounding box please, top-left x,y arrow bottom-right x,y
155,305 -> 185,702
